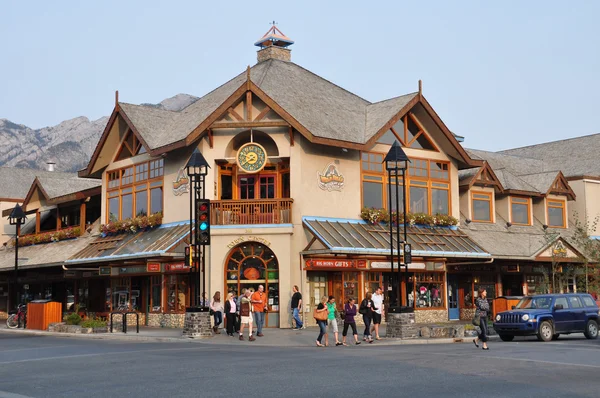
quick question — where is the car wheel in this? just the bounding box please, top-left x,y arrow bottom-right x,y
537,320 -> 553,342
584,320 -> 598,339
499,334 -> 514,342
552,334 -> 560,340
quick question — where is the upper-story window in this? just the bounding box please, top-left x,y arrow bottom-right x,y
107,159 -> 164,222
547,199 -> 566,228
510,196 -> 531,225
115,129 -> 147,161
361,152 -> 449,215
471,191 -> 492,222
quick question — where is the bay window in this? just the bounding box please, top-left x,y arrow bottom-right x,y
361,152 -> 450,215
106,159 -> 164,222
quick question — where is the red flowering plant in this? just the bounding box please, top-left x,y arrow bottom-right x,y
100,212 -> 163,235
17,227 -> 82,247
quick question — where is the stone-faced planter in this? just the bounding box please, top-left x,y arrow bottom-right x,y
48,322 -> 108,334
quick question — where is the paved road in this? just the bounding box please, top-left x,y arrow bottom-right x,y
0,333 -> 599,398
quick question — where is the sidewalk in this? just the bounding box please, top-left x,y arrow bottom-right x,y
0,323 -> 492,347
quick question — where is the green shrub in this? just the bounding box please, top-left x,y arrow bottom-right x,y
81,318 -> 107,328
65,313 -> 82,326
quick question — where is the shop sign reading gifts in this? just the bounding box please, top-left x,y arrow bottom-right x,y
305,259 -> 367,269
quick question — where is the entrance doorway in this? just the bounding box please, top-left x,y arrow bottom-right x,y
448,275 -> 459,320
224,242 -> 280,327
502,274 -> 523,296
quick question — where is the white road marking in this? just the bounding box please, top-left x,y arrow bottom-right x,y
0,346 -> 209,365
0,345 -> 72,353
433,351 -> 600,369
0,391 -> 35,398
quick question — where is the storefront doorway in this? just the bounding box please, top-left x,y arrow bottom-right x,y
224,242 -> 280,327
502,274 -> 523,296
448,275 -> 459,320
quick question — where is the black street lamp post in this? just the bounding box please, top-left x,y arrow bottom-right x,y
384,141 -> 411,312
8,203 -> 26,310
186,148 -> 210,308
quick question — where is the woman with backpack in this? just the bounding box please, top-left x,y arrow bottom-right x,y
360,292 -> 375,343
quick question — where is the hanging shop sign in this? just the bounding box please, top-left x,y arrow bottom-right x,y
147,263 -> 161,272
118,266 -> 147,275
99,267 -> 111,276
64,270 -> 80,278
166,262 -> 190,272
172,167 -> 190,196
305,259 -> 367,269
227,236 -> 272,249
317,163 -> 344,191
370,261 -> 426,270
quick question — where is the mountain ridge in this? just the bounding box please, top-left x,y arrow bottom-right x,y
0,93 -> 199,172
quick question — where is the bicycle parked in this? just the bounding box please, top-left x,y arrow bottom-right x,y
6,304 -> 27,329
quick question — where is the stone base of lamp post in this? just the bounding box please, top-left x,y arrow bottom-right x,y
385,312 -> 419,339
182,308 -> 212,338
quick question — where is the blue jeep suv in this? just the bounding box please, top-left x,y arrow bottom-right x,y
493,293 -> 600,342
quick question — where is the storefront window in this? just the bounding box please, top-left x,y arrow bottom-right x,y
526,275 -> 547,295
112,278 -> 130,311
365,272 -> 382,296
344,272 -> 359,302
150,275 -> 162,312
167,275 -> 188,313
413,272 -> 445,308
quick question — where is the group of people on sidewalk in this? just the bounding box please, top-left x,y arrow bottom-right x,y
208,285 -> 268,341
313,287 -> 385,347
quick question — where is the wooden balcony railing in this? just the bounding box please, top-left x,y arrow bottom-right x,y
210,199 -> 293,226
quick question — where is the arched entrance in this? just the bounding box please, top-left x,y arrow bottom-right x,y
224,242 -> 280,327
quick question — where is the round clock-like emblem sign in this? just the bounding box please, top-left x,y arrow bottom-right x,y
237,143 -> 267,173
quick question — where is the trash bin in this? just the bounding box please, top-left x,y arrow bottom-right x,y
27,300 -> 63,330
493,296 -> 523,318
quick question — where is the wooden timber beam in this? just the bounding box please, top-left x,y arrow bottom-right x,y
289,126 -> 294,146
210,121 -> 291,129
246,91 -> 252,121
207,128 -> 213,148
254,106 -> 271,122
227,107 -> 244,122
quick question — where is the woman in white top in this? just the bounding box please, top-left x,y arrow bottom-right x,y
210,291 -> 224,334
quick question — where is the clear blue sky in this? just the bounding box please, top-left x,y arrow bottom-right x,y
2,0 -> 599,151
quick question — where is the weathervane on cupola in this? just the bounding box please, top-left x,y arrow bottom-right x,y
255,21 -> 294,62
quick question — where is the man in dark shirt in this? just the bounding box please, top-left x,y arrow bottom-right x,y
291,285 -> 304,329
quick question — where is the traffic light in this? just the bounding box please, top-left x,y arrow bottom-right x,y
403,243 -> 412,265
184,245 -> 194,269
197,199 -> 210,245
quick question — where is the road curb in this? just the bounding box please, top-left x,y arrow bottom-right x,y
0,327 -> 497,346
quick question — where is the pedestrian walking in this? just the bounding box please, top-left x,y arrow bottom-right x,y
342,297 -> 360,346
360,292 -> 375,343
291,285 -> 304,329
473,288 -> 490,350
371,287 -> 384,340
224,293 -> 237,336
210,291 -> 223,334
314,295 -> 328,347
239,290 -> 255,341
326,295 -> 342,346
236,288 -> 246,332
251,285 -> 267,337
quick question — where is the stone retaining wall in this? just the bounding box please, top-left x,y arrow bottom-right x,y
48,322 -> 108,334
182,312 -> 212,338
460,308 -> 476,321
414,310 -> 447,323
147,313 -> 185,328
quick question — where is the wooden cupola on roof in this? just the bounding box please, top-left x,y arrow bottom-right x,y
255,22 -> 294,63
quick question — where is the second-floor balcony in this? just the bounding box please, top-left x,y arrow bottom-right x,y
210,199 -> 293,226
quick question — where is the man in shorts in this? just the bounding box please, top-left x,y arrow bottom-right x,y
371,287 -> 384,340
326,295 -> 341,346
239,290 -> 255,341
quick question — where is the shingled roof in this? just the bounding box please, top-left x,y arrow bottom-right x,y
464,148 -> 573,196
460,213 -> 583,260
114,59 -> 428,150
0,167 -> 80,200
499,133 -> 600,178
